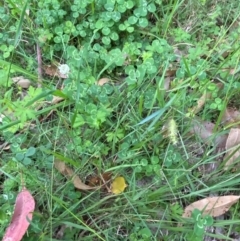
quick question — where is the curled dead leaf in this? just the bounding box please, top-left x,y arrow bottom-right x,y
222,108 -> 240,127
54,160 -> 95,190
224,128 -> 240,170
12,76 -> 31,88
190,119 -> 215,141
87,172 -> 112,187
183,195 -> 240,218
190,118 -> 227,149
165,69 -> 176,77
190,91 -> 212,115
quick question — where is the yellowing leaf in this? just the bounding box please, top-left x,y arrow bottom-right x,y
183,196 -> 240,218
111,176 -> 127,194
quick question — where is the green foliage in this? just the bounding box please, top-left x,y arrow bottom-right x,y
0,86 -> 44,132
130,226 -> 152,241
186,209 -> 214,241
163,145 -> 182,168
1,0 -> 240,240
15,146 -> 36,165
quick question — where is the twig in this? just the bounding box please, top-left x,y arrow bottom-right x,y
36,42 -> 42,87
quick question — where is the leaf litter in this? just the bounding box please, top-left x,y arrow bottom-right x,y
190,118 -> 227,149
224,128 -> 240,170
222,108 -> 240,127
181,95 -> 240,237
55,160 -> 127,195
54,159 -> 95,190
87,172 -> 112,187
183,195 -> 240,218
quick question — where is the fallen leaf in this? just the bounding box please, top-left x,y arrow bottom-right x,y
87,172 -> 112,187
187,83 -> 223,116
173,47 -> 189,62
164,77 -> 171,91
55,224 -> 66,239
12,76 -> 31,88
97,78 -> 110,86
224,128 -> 240,170
111,176 -> 127,194
51,96 -> 65,104
190,91 -> 212,115
54,160 -> 95,190
190,119 -> 215,141
190,118 -> 227,149
222,108 -> 240,127
43,64 -> 68,79
2,187 -> 35,241
165,69 -> 177,77
183,196 -> 240,218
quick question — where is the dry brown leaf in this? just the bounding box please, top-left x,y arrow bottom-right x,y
165,69 -> 176,77
12,76 -> 31,88
173,47 -> 189,62
222,108 -> 240,127
183,196 -> 240,218
190,92 -> 212,115
190,118 -> 227,149
43,64 -> 68,79
54,160 -> 95,190
224,128 -> 240,170
191,119 -> 215,141
87,172 -> 112,187
164,77 -> 171,91
97,78 -> 110,86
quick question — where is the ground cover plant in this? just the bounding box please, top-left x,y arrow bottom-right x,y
1,0 -> 240,240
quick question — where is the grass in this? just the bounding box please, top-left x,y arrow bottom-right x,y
1,0 -> 240,240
